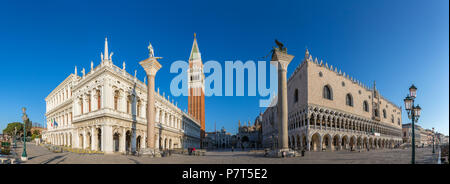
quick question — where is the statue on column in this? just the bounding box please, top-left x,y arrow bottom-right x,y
274,39 -> 287,53
148,42 -> 154,58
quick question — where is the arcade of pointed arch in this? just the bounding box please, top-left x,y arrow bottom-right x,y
286,105 -> 403,151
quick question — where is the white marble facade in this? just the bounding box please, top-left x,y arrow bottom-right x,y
42,38 -> 201,154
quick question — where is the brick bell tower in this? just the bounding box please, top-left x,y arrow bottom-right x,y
188,33 -> 206,148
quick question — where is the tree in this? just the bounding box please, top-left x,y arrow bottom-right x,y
25,119 -> 32,134
2,122 -> 23,136
31,129 -> 41,140
32,130 -> 40,135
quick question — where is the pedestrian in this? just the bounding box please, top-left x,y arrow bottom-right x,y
231,146 -> 234,152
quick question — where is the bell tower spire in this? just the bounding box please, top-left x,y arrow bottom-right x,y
188,33 -> 206,148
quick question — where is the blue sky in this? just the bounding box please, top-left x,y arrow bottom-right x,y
0,0 -> 448,135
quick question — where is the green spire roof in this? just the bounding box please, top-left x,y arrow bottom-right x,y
189,34 -> 201,62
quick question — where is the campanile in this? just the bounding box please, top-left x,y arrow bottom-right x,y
188,33 -> 206,147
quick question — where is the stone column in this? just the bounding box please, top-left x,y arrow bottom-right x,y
319,116 -> 323,130
83,129 -> 87,149
306,116 -> 310,129
366,139 -> 369,150
74,130 -> 79,148
69,133 -> 72,147
93,92 -> 98,111
161,111 -> 165,125
120,128 -> 126,153
272,50 -> 294,151
103,125 -> 113,153
83,95 -> 88,115
131,93 -> 137,153
142,132 -> 147,149
139,55 -> 162,149
338,139 -> 342,150
64,134 -> 67,146
91,127 -> 98,151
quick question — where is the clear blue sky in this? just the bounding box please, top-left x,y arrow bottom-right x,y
0,0 -> 448,135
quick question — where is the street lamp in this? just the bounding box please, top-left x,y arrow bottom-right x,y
21,107 -> 28,161
404,84 -> 421,164
432,127 -> 435,154
409,84 -> 417,98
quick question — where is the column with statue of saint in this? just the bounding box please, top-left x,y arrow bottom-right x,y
138,42 -> 162,157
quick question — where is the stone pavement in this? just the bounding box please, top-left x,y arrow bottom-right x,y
11,142 -> 440,164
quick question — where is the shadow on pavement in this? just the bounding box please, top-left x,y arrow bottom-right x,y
29,153 -> 53,160
41,154 -> 67,164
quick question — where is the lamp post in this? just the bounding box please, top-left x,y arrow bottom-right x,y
432,127 -> 435,154
403,84 -> 421,164
21,107 -> 28,161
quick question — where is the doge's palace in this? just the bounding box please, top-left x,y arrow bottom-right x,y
42,38 -> 201,154
261,49 -> 403,151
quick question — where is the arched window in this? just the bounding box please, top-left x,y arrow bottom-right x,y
346,93 -> 353,107
88,94 -> 91,112
137,100 -> 141,117
383,109 -> 387,118
97,90 -> 101,110
323,85 -> 333,100
363,101 -> 369,112
294,89 -> 299,103
114,91 -> 119,110
375,109 -> 379,117
397,118 -> 400,125
126,97 -> 131,114
80,98 -> 84,114
391,115 -> 394,123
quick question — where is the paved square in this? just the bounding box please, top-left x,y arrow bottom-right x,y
10,142 -> 439,164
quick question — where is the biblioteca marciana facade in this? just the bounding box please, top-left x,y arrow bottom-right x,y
261,49 -> 403,151
42,38 -> 201,154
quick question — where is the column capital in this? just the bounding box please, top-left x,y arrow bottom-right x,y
139,57 -> 162,76
271,50 -> 294,70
